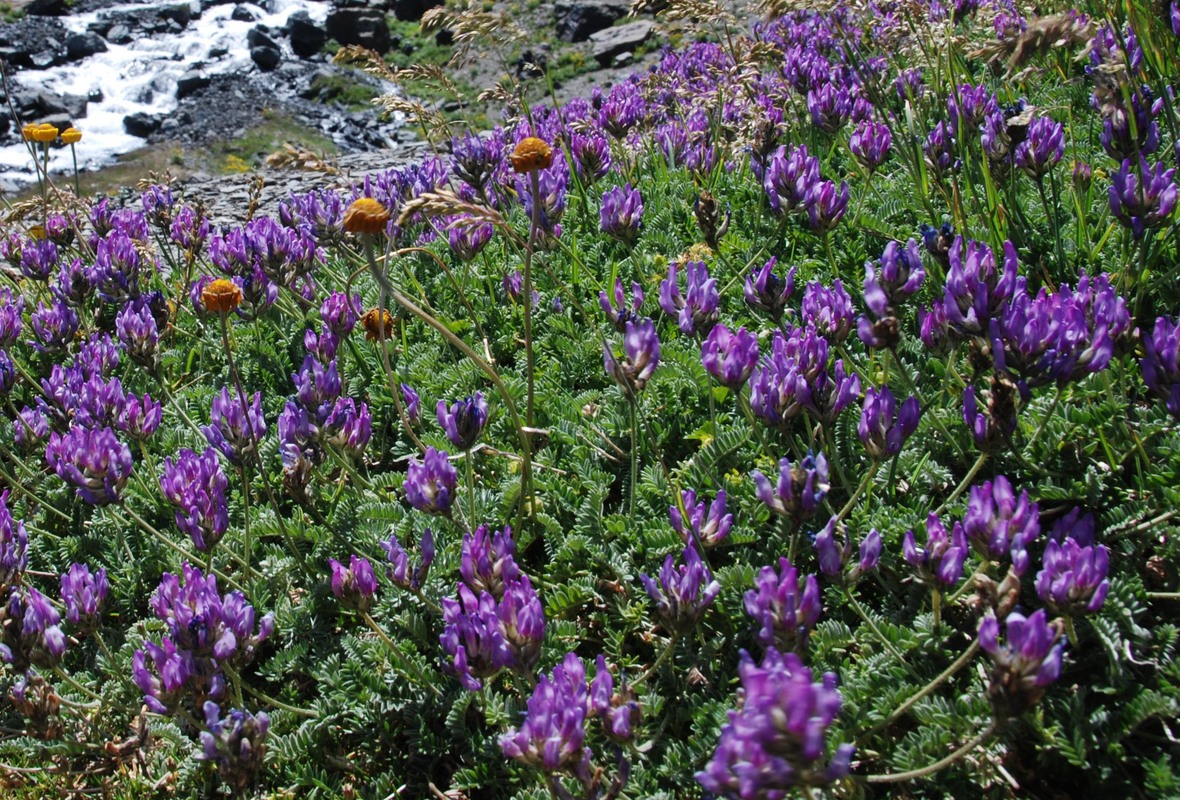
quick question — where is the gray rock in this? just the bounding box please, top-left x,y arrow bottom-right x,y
123,112 -> 164,137
589,20 -> 652,65
554,0 -> 629,42
287,10 -> 326,58
60,93 -> 88,119
65,32 -> 107,61
30,49 -> 64,69
106,24 -> 133,44
250,45 -> 281,70
35,113 -> 73,130
231,4 -> 258,21
247,26 -> 279,51
26,0 -> 68,16
176,70 -> 211,98
325,8 -> 390,53
391,0 -> 442,22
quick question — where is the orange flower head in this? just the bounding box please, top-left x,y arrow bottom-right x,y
31,124 -> 60,143
60,127 -> 82,145
343,197 -> 391,236
20,123 -> 39,142
510,137 -> 554,173
201,278 -> 243,314
361,308 -> 395,341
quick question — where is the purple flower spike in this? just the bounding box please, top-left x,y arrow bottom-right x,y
744,557 -> 822,652
640,544 -> 721,634
696,648 -> 854,795
979,609 -> 1065,719
436,392 -> 489,451
0,288 -> 23,347
752,452 -> 830,524
2,587 -> 67,671
858,385 -> 921,459
763,145 -> 820,215
197,703 -> 270,797
1014,116 -> 1064,178
203,387 -> 267,466
903,513 -> 969,588
590,654 -> 640,741
320,292 -> 360,337
30,298 -> 79,353
962,475 -> 1040,568
571,133 -> 612,183
806,180 -> 850,233
659,261 -> 719,336
670,489 -> 732,549
405,447 -> 458,515
441,575 -> 544,690
744,257 -> 795,324
1109,157 -> 1178,239
329,555 -> 378,612
813,517 -> 849,577
324,397 -> 372,459
849,529 -> 882,583
461,524 -> 521,597
400,383 -> 422,425
500,652 -> 591,774
447,216 -> 494,262
1142,316 -> 1180,418
159,447 -> 230,552
0,490 -> 29,589
807,84 -> 853,133
600,183 -> 644,245
604,317 -> 660,395
802,280 -> 854,342
850,120 -> 892,172
116,298 -> 160,370
60,563 -> 108,633
1036,538 -> 1110,617
700,324 -> 759,390
865,239 -> 926,318
45,427 -> 133,506
382,528 -> 434,590
924,121 -> 959,179
599,278 -> 644,333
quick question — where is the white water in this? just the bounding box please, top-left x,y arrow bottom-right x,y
0,0 -> 328,190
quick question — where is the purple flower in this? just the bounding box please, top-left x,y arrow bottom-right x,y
451,132 -> 502,193
20,238 -> 58,281
436,392 -> 489,451
802,280 -> 854,342
962,379 -> 1018,451
45,427 -> 132,506
14,404 -> 49,450
293,355 -> 342,424
807,84 -> 853,133
744,257 -> 795,324
170,206 -> 211,253
864,239 -> 925,318
405,447 -> 458,514
924,121 -> 959,179
948,83 -> 998,133
1,587 -> 67,671
696,648 -> 854,794
850,120 -> 892,172
850,528 -> 882,583
903,513 -> 969,588
447,216 -> 493,261
203,387 -> 267,466
441,576 -> 543,690
604,317 -> 661,395
978,609 -> 1064,719
962,476 -> 1040,569
1142,315 -> 1180,418
1014,116 -> 1064,178
600,183 -> 644,245
159,448 -> 230,552
763,144 -> 820,215
942,237 -> 1019,336
197,702 -> 270,797
1109,156 -> 1178,239
382,529 -> 434,590
858,386 -> 920,459
461,524 -> 521,597
141,184 -> 175,226
752,452 -> 829,524
320,292 -> 360,337
745,557 -> 822,651
1036,538 -> 1110,617
640,544 -> 721,634
599,278 -> 644,333
571,133 -> 612,183
378,384 -> 412,433
0,490 -> 29,589
1100,87 -> 1161,161
116,298 -> 160,370
895,67 -> 925,100
329,555 -> 378,612
670,489 -> 732,549
30,298 -> 79,353
659,261 -> 719,336
0,350 -> 13,395
590,654 -> 639,741
60,563 -> 108,632
0,288 -> 23,347
806,180 -> 850,232
700,324 -> 759,390
500,652 -> 590,774
1048,506 -> 1097,546
324,397 -> 372,459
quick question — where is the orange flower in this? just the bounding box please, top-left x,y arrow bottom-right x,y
510,137 -> 554,173
201,278 -> 243,314
20,123 -> 39,142
60,127 -> 82,145
343,197 -> 391,236
30,124 -> 60,143
361,308 -> 394,341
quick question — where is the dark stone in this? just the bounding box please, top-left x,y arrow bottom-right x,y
250,45 -> 281,70
88,88 -> 104,103
176,70 -> 211,98
124,112 -> 163,137
209,45 -> 229,58
65,32 -> 108,60
0,116 -> 9,135
589,20 -> 652,65
30,49 -> 63,69
33,90 -> 68,115
61,93 -> 88,119
231,4 -> 258,21
35,112 -> 73,129
391,0 -> 442,22
554,0 -> 629,42
106,24 -> 133,44
26,0 -> 69,16
287,10 -> 326,58
325,8 -> 390,53
247,25 -> 279,50
434,27 -> 452,46
159,2 -> 195,27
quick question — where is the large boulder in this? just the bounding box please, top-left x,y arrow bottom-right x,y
124,112 -> 164,137
287,11 -> 326,58
391,0 -> 442,22
250,45 -> 282,70
247,25 -> 280,51
176,70 -> 211,98
65,32 -> 107,61
25,0 -> 69,16
230,4 -> 258,21
325,8 -> 391,53
590,20 -> 652,65
554,0 -> 629,42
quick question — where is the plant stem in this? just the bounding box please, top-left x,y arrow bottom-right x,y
932,452 -> 988,517
837,460 -> 879,521
632,633 -> 679,687
846,590 -> 906,663
629,397 -> 639,520
466,449 -> 477,526
360,611 -> 442,697
524,169 -> 541,431
863,722 -> 996,783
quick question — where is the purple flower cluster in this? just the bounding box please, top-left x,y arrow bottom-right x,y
659,261 -> 719,336
436,392 -> 489,451
745,557 -> 822,652
640,544 -> 721,634
45,426 -> 133,506
381,529 -> 434,590
744,257 -> 795,324
1108,157 -> 1177,239
979,609 -> 1064,719
858,385 -> 920,459
159,447 -> 230,552
749,325 -> 859,428
1,586 -> 67,671
1142,316 -> 1180,418
0,491 -> 29,590
405,447 -> 458,515
329,554 -> 378,612
1036,536 -> 1110,617
604,318 -> 661,396
701,324 -> 759,390
858,239 -> 925,348
814,518 -> 881,582
903,513 -> 968,588
670,488 -> 732,549
961,476 -> 1040,569
600,183 -> 644,245
697,648 -> 854,794
752,452 -> 829,525
203,387 -> 268,466
197,702 -> 270,796
60,562 -> 108,634
133,564 -> 273,714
